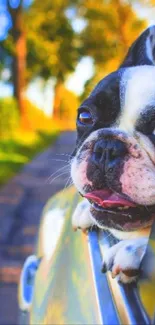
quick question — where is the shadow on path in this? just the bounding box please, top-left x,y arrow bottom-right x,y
0,131 -> 76,325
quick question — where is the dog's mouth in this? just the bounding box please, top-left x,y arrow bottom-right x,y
84,189 -> 154,231
85,189 -> 136,208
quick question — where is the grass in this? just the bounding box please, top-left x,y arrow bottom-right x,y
0,130 -> 59,187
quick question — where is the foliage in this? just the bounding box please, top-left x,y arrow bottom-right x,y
1,0 -> 81,84
59,88 -> 79,120
0,0 -> 149,120
79,0 -> 146,99
25,0 -> 147,86
0,97 -> 19,136
0,129 -> 59,186
0,96 -> 52,136
1,0 -> 81,120
22,98 -> 54,131
23,90 -> 79,130
80,0 -> 146,67
22,0 -> 80,83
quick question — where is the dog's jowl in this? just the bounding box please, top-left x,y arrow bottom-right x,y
71,26 -> 155,283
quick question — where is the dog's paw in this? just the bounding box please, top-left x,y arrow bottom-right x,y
102,238 -> 148,283
72,199 -> 95,232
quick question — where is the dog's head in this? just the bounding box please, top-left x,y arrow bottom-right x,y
71,26 -> 155,232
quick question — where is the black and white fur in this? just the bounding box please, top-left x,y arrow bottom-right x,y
71,26 -> 155,283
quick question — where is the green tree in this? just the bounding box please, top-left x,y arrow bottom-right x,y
1,1 -> 29,128
2,0 -> 80,121
79,0 -> 146,99
2,0 -> 147,122
25,0 -> 80,119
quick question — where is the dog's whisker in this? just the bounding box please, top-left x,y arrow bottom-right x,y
46,165 -> 70,184
55,153 -> 72,158
48,171 -> 69,185
104,231 -> 114,241
144,205 -> 149,212
46,158 -> 71,163
46,165 -> 69,180
73,127 -> 94,153
63,176 -> 72,190
64,176 -> 73,189
61,176 -> 74,195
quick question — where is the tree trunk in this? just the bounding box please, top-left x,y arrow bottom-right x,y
10,3 -> 31,129
52,80 -> 64,120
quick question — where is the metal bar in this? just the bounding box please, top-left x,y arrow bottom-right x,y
88,231 -> 120,325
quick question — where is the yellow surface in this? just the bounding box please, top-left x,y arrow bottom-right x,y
30,187 -> 101,325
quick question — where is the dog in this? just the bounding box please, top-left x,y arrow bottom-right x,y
71,26 -> 155,283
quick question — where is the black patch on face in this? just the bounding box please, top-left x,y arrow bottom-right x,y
136,105 -> 155,135
120,27 -> 152,68
75,71 -> 121,152
75,70 -> 128,196
135,105 -> 155,147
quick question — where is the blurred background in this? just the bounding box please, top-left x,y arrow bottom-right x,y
0,0 -> 155,324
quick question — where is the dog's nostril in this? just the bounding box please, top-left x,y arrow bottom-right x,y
93,143 -> 105,161
95,151 -> 102,160
92,139 -> 128,170
93,142 -> 105,153
108,142 -> 127,161
109,147 -> 118,160
106,166 -> 113,173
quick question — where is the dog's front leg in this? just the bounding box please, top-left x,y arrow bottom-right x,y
102,237 -> 148,283
72,199 -> 96,232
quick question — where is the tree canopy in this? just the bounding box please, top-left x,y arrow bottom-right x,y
25,0 -> 80,83
79,0 -> 146,99
0,0 -> 149,121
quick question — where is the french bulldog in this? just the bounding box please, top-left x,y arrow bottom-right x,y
71,26 -> 155,283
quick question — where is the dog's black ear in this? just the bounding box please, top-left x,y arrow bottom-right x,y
120,26 -> 155,68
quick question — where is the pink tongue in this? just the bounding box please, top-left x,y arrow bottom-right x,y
84,190 -> 136,208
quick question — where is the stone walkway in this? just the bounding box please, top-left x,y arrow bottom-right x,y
0,131 -> 76,325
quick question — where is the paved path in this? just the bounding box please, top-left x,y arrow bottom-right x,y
0,131 -> 76,325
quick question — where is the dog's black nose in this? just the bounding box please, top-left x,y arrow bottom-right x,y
92,139 -> 127,172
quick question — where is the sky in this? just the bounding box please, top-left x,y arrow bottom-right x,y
0,3 -> 155,115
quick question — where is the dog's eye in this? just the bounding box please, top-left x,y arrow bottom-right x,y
78,111 -> 93,125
